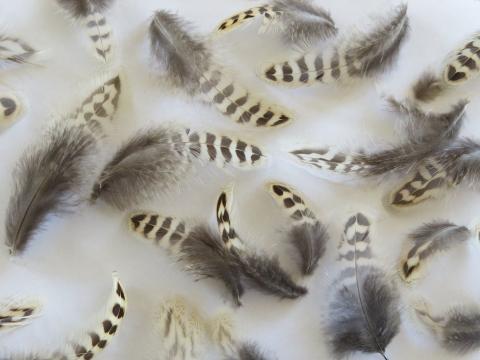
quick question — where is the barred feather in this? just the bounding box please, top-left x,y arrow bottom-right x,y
416,303 -> 480,354
444,32 -> 480,85
268,183 -> 328,276
0,93 -> 22,129
91,128 -> 266,209
0,299 -> 41,332
216,0 -> 336,46
290,148 -> 366,174
156,297 -> 206,360
55,0 -> 115,62
0,35 -> 36,67
261,4 -> 408,86
150,10 -> 292,128
400,221 -> 470,282
216,184 -> 245,251
5,123 -> 96,254
327,213 -> 400,359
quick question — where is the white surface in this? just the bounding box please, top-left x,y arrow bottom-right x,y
1,0 -> 480,359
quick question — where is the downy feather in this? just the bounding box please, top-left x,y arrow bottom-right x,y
0,93 -> 22,129
149,10 -> 292,128
5,123 -> 96,255
415,303 -> 480,354
55,0 -> 115,62
268,183 -> 328,276
0,35 -> 36,67
400,221 -> 470,282
234,343 -> 271,360
412,71 -> 444,103
0,298 -> 41,333
261,4 -> 408,86
326,213 -> 400,359
91,127 -> 267,210
216,0 -> 337,47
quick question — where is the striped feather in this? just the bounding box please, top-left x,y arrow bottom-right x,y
291,147 -> 366,174
216,184 -> 245,251
444,32 -> 480,85
216,5 -> 279,33
0,299 -> 41,333
261,4 -> 408,86
0,35 -> 36,67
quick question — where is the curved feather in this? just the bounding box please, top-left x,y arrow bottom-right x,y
0,35 -> 36,67
261,4 -> 408,86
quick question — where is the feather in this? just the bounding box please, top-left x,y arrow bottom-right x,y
0,298 -> 41,332
5,123 -> 96,255
388,98 -> 467,143
400,221 -> 470,282
149,10 -> 292,128
261,4 -> 408,86
326,213 -> 400,359
412,71 -> 444,103
267,183 -> 328,276
67,75 -> 121,137
156,297 -> 206,360
444,32 -> 480,85
0,35 -> 36,67
0,93 -> 22,129
216,184 -> 245,251
209,311 -> 238,357
235,343 -> 270,360
216,0 -> 337,46
415,303 -> 480,354
55,0 -> 114,62
91,127 -> 267,210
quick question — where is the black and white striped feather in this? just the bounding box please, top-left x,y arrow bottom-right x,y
0,34 -> 36,67
326,213 -> 401,359
149,10 -> 292,128
261,4 -> 408,86
5,123 -> 96,255
444,32 -> 480,86
0,298 -> 41,333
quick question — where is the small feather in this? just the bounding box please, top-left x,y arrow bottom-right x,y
6,123 -> 96,254
0,93 -> 22,129
234,343 -> 271,360
216,5 -> 280,34
412,71 -> 444,103
216,184 -> 245,251
0,298 -> 41,332
400,221 -> 470,282
0,35 -> 36,67
443,32 -> 480,85
209,311 -> 238,357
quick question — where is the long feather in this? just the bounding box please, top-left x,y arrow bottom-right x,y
267,183 -> 328,276
0,93 -> 22,129
55,0 -> 115,62
400,221 -> 470,282
0,35 -> 36,67
261,4 -> 408,86
91,127 -> 267,210
156,297 -> 206,360
444,32 -> 480,85
216,0 -> 337,46
149,10 -> 292,128
0,298 -> 41,333
326,213 -> 400,359
415,303 -> 480,354
5,123 -> 96,255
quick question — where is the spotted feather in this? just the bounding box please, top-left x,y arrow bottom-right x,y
0,298 -> 41,332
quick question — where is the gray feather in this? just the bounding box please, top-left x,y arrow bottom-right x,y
6,124 -> 96,255
234,343 -> 271,360
412,71 -> 444,102
288,221 -> 328,276
55,0 -> 114,18
0,35 -> 36,66
327,268 -> 401,358
149,10 -> 211,94
447,138 -> 480,188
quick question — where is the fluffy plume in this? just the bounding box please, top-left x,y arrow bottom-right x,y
92,127 -> 267,210
412,71 -> 444,103
0,93 -> 22,129
400,221 -> 470,282
444,32 -> 480,85
0,298 -> 41,333
216,0 -> 337,46
55,0 -> 115,62
5,123 -> 96,255
416,303 -> 480,354
0,35 -> 36,67
261,4 -> 408,86
326,213 -> 400,359
267,183 -> 328,275
149,10 -> 292,128
156,297 -> 206,360
388,98 -> 467,143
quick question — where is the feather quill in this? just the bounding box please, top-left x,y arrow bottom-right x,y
149,10 -> 292,128
0,93 -> 22,129
326,213 -> 400,359
5,123 -> 96,255
0,35 -> 36,67
267,183 -> 328,275
400,221 -> 470,282
261,4 -> 408,86
55,0 -> 115,62
415,303 -> 480,354
92,127 -> 266,209
0,298 -> 41,333
216,0 -> 337,47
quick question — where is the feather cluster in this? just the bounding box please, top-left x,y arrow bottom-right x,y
267,182 -> 328,276
216,0 -> 337,47
149,10 -> 293,128
261,4 -> 409,86
326,213 -> 401,359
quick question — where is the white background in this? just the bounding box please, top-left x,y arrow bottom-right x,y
1,0 -> 480,359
